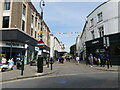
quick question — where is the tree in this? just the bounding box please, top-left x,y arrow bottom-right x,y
70,44 -> 76,56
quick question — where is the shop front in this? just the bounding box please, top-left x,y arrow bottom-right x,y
0,29 -> 37,65
86,33 -> 120,65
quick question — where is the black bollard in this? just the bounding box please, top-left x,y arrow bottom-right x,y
107,61 -> 109,69
50,63 -> 52,70
21,58 -> 24,75
37,56 -> 43,73
47,62 -> 49,68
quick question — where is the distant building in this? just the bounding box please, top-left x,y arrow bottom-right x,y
0,0 -> 50,64
76,22 -> 88,60
50,34 -> 65,58
76,0 -> 120,65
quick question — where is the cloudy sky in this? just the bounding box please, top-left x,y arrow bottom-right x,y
32,0 -> 107,52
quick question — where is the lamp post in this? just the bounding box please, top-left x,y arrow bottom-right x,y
21,41 -> 29,76
10,42 -> 12,59
37,0 -> 45,73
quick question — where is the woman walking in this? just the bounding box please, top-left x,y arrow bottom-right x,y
76,56 -> 80,65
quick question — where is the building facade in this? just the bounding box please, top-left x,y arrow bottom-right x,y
50,34 -> 65,58
76,0 -> 120,65
0,0 -> 51,64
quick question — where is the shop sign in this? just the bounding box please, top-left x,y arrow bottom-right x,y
35,47 -> 39,51
0,41 -> 24,48
6,42 -> 24,47
100,49 -> 105,53
92,40 -> 99,44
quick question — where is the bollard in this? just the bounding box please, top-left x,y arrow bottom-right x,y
47,62 -> 49,68
21,58 -> 24,75
50,63 -> 52,70
37,56 -> 43,73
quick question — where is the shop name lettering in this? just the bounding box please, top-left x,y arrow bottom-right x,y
6,43 -> 23,47
92,41 -> 99,44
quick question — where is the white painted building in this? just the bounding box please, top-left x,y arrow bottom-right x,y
76,0 -> 120,64
86,0 -> 120,41
76,22 -> 88,60
50,34 -> 65,58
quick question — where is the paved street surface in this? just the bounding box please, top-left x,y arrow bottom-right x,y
1,60 -> 119,88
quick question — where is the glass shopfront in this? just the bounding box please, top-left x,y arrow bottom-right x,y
86,33 -> 120,65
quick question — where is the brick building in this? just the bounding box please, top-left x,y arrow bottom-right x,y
0,0 -> 50,64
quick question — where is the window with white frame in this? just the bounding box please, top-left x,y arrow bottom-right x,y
90,18 -> 94,27
35,17 -> 37,27
31,15 -> 34,24
38,23 -> 40,30
31,28 -> 33,36
91,30 -> 95,39
98,26 -> 104,37
35,31 -> 37,38
4,0 -> 10,10
97,12 -> 103,22
22,4 -> 26,16
22,20 -> 25,31
2,16 -> 9,28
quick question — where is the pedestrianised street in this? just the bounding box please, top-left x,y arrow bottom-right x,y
2,61 -> 119,88
0,0 -> 120,90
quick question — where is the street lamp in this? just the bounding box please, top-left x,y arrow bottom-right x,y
21,40 -> 29,76
37,0 -> 45,73
39,0 -> 45,41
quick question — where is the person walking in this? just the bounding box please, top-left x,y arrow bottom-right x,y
100,54 -> 104,67
88,54 -> 94,67
76,56 -> 80,65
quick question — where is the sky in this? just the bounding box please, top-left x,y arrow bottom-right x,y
32,1 -> 107,52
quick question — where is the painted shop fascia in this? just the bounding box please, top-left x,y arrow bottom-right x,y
0,29 -> 37,64
85,32 -> 120,65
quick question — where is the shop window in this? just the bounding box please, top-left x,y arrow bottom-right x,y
111,42 -> 120,56
2,16 -> 9,28
4,0 -> 10,10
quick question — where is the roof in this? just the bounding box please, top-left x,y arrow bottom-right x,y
28,2 -> 41,19
87,0 -> 110,18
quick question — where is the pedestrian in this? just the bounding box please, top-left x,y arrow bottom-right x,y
8,58 -> 14,70
94,57 -> 98,65
88,54 -> 94,67
46,56 -> 50,68
100,54 -> 104,67
76,56 -> 80,65
97,58 -> 101,66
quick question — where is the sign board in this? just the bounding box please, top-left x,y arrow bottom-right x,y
37,40 -> 44,48
38,51 -> 42,55
35,47 -> 39,51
